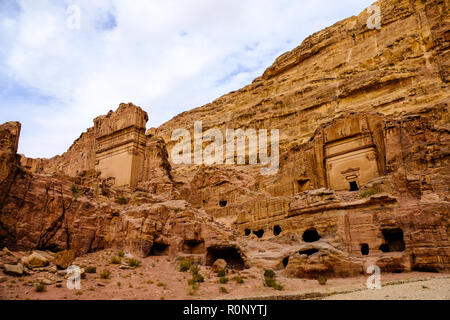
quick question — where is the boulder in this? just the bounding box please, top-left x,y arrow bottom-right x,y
53,250 -> 76,269
3,263 -> 23,276
212,259 -> 227,273
22,252 -> 49,269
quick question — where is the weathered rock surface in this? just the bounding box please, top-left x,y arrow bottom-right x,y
1,0 -> 449,279
212,259 -> 227,273
3,263 -> 23,276
22,252 -> 49,269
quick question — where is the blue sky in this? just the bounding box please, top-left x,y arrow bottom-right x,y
0,0 -> 374,158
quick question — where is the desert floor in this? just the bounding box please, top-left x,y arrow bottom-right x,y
1,249 -> 449,300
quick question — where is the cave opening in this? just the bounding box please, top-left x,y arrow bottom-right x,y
302,228 -> 321,242
149,242 -> 169,256
244,229 -> 251,236
219,200 -> 228,207
253,229 -> 264,238
282,257 -> 289,268
299,248 -> 319,256
361,243 -> 369,255
206,247 -> 245,270
349,181 -> 359,191
182,240 -> 205,254
297,179 -> 310,192
379,228 -> 405,252
273,225 -> 282,236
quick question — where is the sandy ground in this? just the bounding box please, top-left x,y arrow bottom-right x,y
1,249 -> 449,300
323,277 -> 450,300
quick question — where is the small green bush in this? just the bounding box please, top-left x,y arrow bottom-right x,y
235,276 -> 244,284
117,251 -> 124,258
264,269 -> 276,279
360,188 -> 376,198
179,260 -> 192,272
219,276 -> 229,284
127,258 -> 142,268
85,266 -> 97,273
110,256 -> 122,264
71,184 -> 82,198
100,269 -> 111,279
116,196 -> 128,205
317,275 -> 327,285
34,282 -> 46,292
219,286 -> 228,293
217,269 -> 226,277
263,269 -> 283,290
188,265 -> 204,285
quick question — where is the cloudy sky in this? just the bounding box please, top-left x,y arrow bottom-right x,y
0,0 -> 374,158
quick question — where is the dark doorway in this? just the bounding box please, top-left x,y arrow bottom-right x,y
273,225 -> 282,236
282,257 -> 289,268
150,242 -> 169,256
244,229 -> 251,236
302,228 -> 321,242
219,200 -> 228,207
297,179 -> 310,192
349,181 -> 359,191
206,247 -> 245,270
253,229 -> 264,238
361,243 -> 369,255
379,228 -> 405,252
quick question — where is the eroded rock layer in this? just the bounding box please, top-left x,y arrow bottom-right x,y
1,0 -> 449,278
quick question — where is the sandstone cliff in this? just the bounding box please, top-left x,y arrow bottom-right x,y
1,0 -> 449,278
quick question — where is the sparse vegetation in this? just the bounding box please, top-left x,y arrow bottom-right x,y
264,269 -> 276,279
71,184 -> 82,198
157,281 -> 166,288
219,276 -> 229,284
234,276 -> 244,284
263,269 -> 283,290
219,286 -> 228,293
146,279 -> 154,284
117,251 -> 124,258
116,196 -> 128,205
187,264 -> 204,295
217,269 -> 226,277
360,188 -> 376,198
179,260 -> 192,272
188,266 -> 204,284
75,290 -> 83,296
100,269 -> 111,279
86,266 -> 97,273
110,256 -> 122,264
317,275 -> 327,285
117,282 -> 121,287
126,258 -> 142,268
34,282 -> 46,292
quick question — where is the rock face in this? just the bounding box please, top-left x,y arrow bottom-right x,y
1,0 -> 449,278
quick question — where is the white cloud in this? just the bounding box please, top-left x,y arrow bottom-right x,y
0,0 -> 374,158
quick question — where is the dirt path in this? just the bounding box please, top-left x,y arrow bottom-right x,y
1,249 -> 449,300
322,277 -> 450,300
